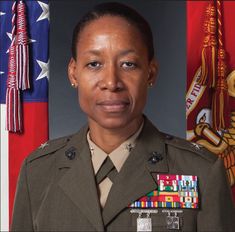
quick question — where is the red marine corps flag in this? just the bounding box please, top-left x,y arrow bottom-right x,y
187,0 -> 235,201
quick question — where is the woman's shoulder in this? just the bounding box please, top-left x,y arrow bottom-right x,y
25,125 -> 88,165
163,132 -> 217,164
26,135 -> 73,164
144,117 -> 217,165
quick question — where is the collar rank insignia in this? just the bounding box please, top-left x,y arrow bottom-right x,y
39,142 -> 49,149
129,174 -> 198,209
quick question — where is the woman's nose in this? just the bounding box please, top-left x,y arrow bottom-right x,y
98,65 -> 124,91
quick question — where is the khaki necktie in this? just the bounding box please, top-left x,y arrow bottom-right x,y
95,157 -> 118,184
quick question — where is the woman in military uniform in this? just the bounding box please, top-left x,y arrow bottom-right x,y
11,2 -> 235,231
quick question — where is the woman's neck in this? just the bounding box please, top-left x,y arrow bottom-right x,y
88,116 -> 143,154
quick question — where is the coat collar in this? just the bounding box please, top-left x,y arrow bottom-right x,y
57,117 -> 169,229
57,125 -> 104,231
102,117 -> 169,226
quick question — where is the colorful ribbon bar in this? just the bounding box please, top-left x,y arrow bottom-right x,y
129,174 -> 199,209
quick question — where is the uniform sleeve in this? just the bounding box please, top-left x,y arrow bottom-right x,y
197,157 -> 235,231
11,159 -> 34,231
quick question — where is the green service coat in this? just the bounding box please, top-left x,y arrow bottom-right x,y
11,118 -> 235,231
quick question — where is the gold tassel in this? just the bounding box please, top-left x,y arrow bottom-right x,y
197,4 -> 217,88
199,47 -> 207,85
212,0 -> 230,130
212,72 -> 230,130
211,46 -> 216,87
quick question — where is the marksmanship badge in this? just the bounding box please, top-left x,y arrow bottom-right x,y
130,209 -> 158,232
162,209 -> 183,230
137,218 -> 152,232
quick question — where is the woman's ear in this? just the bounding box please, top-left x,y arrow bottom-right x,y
68,58 -> 78,87
148,58 -> 158,85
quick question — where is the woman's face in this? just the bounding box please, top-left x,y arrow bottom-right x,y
68,15 -> 157,130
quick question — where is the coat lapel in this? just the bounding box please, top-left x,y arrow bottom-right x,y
102,118 -> 169,226
58,127 -> 104,231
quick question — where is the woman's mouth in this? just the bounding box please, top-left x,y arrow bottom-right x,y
97,100 -> 130,112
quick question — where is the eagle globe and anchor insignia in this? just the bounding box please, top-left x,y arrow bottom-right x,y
187,67 -> 235,188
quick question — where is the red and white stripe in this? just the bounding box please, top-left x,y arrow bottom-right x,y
1,102 -> 49,230
1,105 -> 9,231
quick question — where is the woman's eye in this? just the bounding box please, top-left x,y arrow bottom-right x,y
121,61 -> 137,69
87,61 -> 101,69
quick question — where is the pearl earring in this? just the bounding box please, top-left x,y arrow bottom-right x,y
148,82 -> 153,88
71,83 -> 76,88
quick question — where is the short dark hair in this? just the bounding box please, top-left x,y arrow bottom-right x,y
71,2 -> 154,61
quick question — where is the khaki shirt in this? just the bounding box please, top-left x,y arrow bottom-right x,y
87,123 -> 143,207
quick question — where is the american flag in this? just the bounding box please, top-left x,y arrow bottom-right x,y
0,0 -> 49,229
